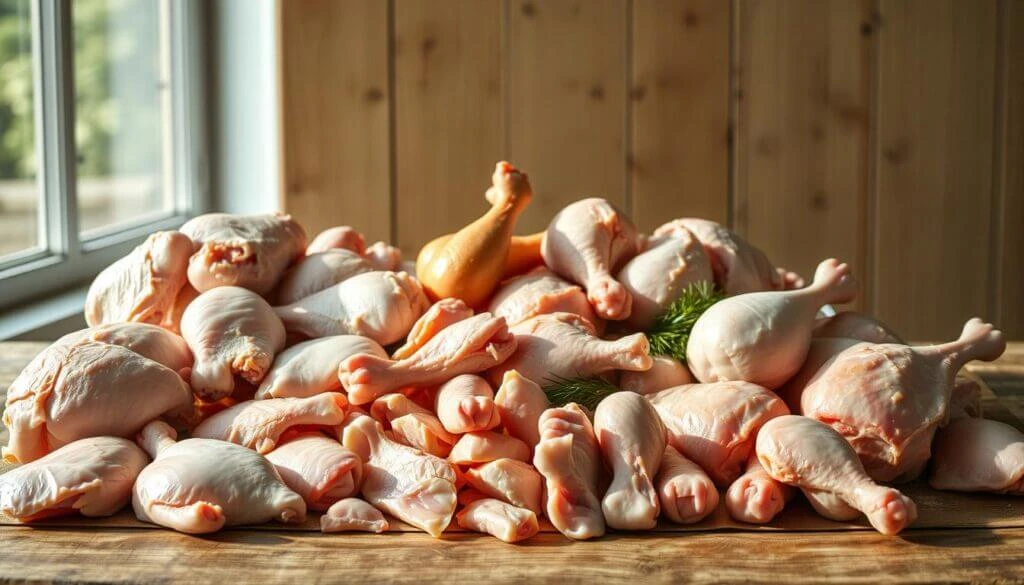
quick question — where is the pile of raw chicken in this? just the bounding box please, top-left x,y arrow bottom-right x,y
1,161 -> 1020,543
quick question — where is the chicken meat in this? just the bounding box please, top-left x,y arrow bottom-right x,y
273,249 -> 375,305
434,374 -> 501,434
306,226 -> 366,256
191,393 -> 349,454
656,445 -> 719,525
255,335 -> 387,400
493,369 -> 549,449
929,417 -> 1024,495
725,453 -> 794,524
487,267 -> 602,331
619,356 -> 695,396
264,431 -> 363,510
463,458 -> 545,515
320,497 -> 389,533
456,498 -> 539,543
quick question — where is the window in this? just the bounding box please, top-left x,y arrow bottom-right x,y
0,0 -> 206,311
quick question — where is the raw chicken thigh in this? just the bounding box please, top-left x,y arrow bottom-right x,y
656,445 -> 719,524
813,311 -> 903,344
686,258 -> 858,389
273,249 -> 375,305
191,393 -> 349,454
306,225 -> 366,256
725,453 -> 794,524
320,498 -> 389,533
929,417 -> 1024,494
464,458 -> 545,515
85,231 -> 194,332
392,298 -> 474,360
488,313 -> 652,387
133,420 -> 306,534
542,198 -> 640,320
180,212 -> 307,295
264,432 -> 363,510
255,335 -> 387,400
488,267 -> 602,330
647,382 -> 789,485
619,356 -> 694,396
434,374 -> 501,434
274,271 -> 429,345
0,437 -> 148,521
494,370 -> 549,449
3,341 -> 192,464
456,498 -> 539,543
72,322 -> 193,375
181,286 -> 286,401
756,415 -> 917,535
800,318 -> 1006,482
342,413 -> 458,537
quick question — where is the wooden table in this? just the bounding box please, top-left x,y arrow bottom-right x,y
2,341 -> 1024,584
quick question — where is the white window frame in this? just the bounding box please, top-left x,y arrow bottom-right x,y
0,0 -> 209,311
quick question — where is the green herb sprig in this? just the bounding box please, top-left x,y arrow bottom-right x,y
542,375 -> 621,411
645,280 -> 725,362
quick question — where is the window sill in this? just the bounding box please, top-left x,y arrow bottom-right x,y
0,284 -> 88,341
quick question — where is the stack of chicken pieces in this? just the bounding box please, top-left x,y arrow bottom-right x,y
1,161 -> 1019,543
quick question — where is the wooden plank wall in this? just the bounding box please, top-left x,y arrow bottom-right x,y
278,0 -> 1023,340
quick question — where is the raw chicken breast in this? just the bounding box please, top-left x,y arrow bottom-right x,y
930,417 -> 1024,494
306,226 -> 366,256
265,432 -> 363,510
191,393 -> 349,454
320,498 -> 389,533
456,498 -> 539,543
488,267 -> 602,330
620,356 -> 695,396
434,374 -> 501,434
463,458 -> 545,515
255,335 -> 387,400
273,249 -> 375,305
494,370 -> 549,449
656,445 -> 719,525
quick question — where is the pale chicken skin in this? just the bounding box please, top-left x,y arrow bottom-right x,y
181,286 -> 286,401
85,231 -> 194,332
542,198 -> 640,320
363,241 -> 403,271
339,312 -> 517,405
448,431 -> 531,466
533,404 -> 606,540
800,318 -> 1006,483
342,413 -> 458,538
494,370 -> 549,449
756,415 -> 917,535
274,271 -> 429,345
687,258 -> 858,389
264,432 -> 363,511
434,374 -> 501,434
191,393 -> 349,454
464,458 -> 545,515
0,437 -> 148,521
62,322 -> 193,375
594,392 -> 666,530
369,394 -> 457,457
487,312 -> 652,388
487,267 -> 602,331
273,249 -> 375,305
456,498 -> 539,544
620,356 -> 695,396
656,445 -> 719,525
647,382 -> 789,486
255,335 -> 387,400
133,421 -> 306,534
3,341 -> 193,464
812,311 -> 903,344
180,212 -> 307,296
930,417 -> 1024,494
306,225 -> 367,256
320,497 -> 389,533
725,453 -> 795,524
392,298 -> 474,360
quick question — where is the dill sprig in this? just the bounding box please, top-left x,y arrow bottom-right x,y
542,375 -> 621,411
646,280 -> 725,362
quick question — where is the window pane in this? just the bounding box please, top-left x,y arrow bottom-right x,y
0,0 -> 41,259
74,0 -> 172,236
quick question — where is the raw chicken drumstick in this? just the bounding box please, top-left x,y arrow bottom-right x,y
265,431 -> 363,511
320,498 -> 389,533
255,335 -> 387,400
85,231 -> 194,332
800,318 -> 1006,482
273,249 -> 375,305
416,161 -> 534,308
133,420 -> 306,534
306,225 -> 367,256
456,498 -> 540,544
0,437 -> 148,521
656,445 -> 719,525
542,197 -> 640,320
533,404 -> 607,540
756,415 -> 917,536
181,286 -> 286,401
687,258 -> 858,389
494,370 -> 550,449
725,453 -> 795,524
929,417 -> 1024,494
487,267 -> 602,331
434,374 -> 501,434
180,212 -> 307,296
594,392 -> 666,530
191,393 -> 349,454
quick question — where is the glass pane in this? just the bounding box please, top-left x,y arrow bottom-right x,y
0,0 -> 41,259
74,0 -> 172,236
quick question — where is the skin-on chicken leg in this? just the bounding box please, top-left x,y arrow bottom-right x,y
656,445 -> 719,525
488,267 -> 602,331
272,249 -> 375,305
725,453 -> 795,524
929,417 -> 1024,495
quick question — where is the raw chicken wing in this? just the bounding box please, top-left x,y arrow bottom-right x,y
456,498 -> 539,543
265,432 -> 363,510
191,393 -> 349,454
494,370 -> 549,449
392,298 -> 474,360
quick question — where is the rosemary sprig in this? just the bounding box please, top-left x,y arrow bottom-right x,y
542,375 -> 621,411
645,280 -> 725,362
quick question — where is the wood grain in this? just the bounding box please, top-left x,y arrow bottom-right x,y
996,0 -> 1024,338
392,0 -> 505,251
630,0 -> 730,231
278,0 -> 392,244
872,0 -> 999,338
735,0 -> 872,302
507,0 -> 629,234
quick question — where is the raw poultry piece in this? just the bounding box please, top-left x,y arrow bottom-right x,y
775,337 -> 862,412
306,225 -> 366,256
800,318 -> 1006,482
274,270 -> 429,345
0,437 -> 148,521
647,382 -> 789,486
456,498 -> 539,543
370,393 -> 457,457
364,241 -> 402,271
725,453 -> 794,524
686,258 -> 858,389
191,393 -> 348,454
341,413 -> 458,537
594,392 -> 666,529
255,335 -> 387,400
929,417 -> 1024,494
533,404 -> 606,540
85,231 -> 194,332
180,212 -> 307,295
464,458 -> 545,515
494,370 -> 549,449
264,432 -> 363,511
3,341 -> 193,464
435,374 -> 500,434
620,356 -> 695,396
67,322 -> 193,375
392,298 -> 474,360
656,445 -> 719,525
488,313 -> 651,387
488,267 -> 602,331
417,162 -> 533,308
133,420 -> 305,534
273,249 -> 375,305
182,286 -> 286,401
542,197 -> 640,321
756,415 -> 917,535
339,312 -> 516,405
502,232 -> 545,278
320,498 -> 389,533
616,229 -> 714,330
813,311 -> 903,344
449,431 -> 531,465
